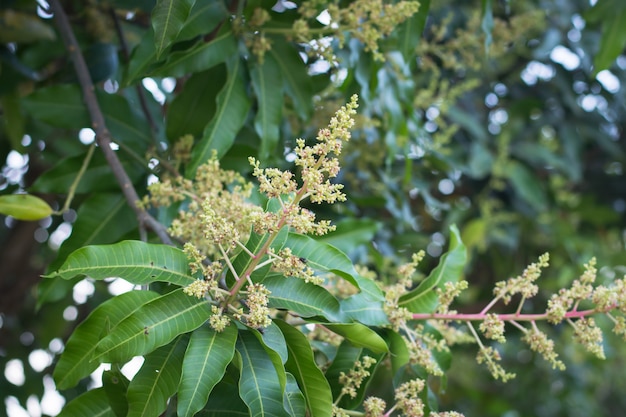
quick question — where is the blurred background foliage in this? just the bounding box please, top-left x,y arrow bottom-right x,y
0,0 -> 625,416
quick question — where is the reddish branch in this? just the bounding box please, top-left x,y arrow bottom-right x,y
412,307 -> 601,322
50,0 -> 171,245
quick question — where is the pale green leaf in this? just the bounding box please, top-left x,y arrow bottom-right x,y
323,323 -> 388,354
339,293 -> 389,326
53,291 -> 160,390
236,330 -> 290,417
45,240 -> 195,287
152,0 -> 195,58
0,194 -> 52,220
275,320 -> 333,417
127,336 -> 189,417
178,325 -> 237,417
399,224 -> 467,313
95,289 -> 211,362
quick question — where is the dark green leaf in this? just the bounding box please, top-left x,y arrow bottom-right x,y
264,274 -> 344,322
178,325 -> 237,417
178,0 -> 228,41
275,320 -> 333,417
95,288 -> 210,362
56,387 -> 115,417
283,373 -> 306,417
201,380 -> 249,416
152,0 -> 195,58
102,369 -> 130,417
505,161 -> 548,211
236,330 -> 289,417
323,340 -> 362,400
127,335 -> 189,417
45,240 -> 194,287
250,53 -> 283,161
396,0 -> 429,62
53,291 -> 160,390
188,56 -> 251,175
399,224 -> 467,313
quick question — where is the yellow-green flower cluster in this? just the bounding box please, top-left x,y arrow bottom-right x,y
571,317 -> 605,359
271,248 -> 321,285
404,333 -> 444,376
394,379 -> 425,417
436,280 -> 468,314
476,346 -> 516,382
209,306 -> 231,332
493,253 -> 549,304
522,327 -> 565,370
363,397 -> 386,417
479,313 -> 506,343
245,283 -> 272,328
338,356 -> 377,399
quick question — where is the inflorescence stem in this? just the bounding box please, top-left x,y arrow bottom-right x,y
412,307 -> 605,322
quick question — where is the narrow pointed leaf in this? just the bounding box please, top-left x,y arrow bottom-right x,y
188,56 -> 251,175
152,0 -> 195,58
399,225 -> 467,313
127,336 -> 189,417
324,323 -> 388,354
53,291 -> 160,390
0,194 -> 52,220
268,39 -> 313,120
275,320 -> 333,417
151,30 -> 236,78
250,53 -> 283,161
56,388 -> 115,417
178,325 -> 237,417
264,274 -> 344,322
236,330 -> 289,417
283,373 -> 306,417
45,240 -> 195,287
285,233 -> 384,301
95,289 -> 211,362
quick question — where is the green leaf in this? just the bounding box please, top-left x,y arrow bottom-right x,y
125,29 -> 158,85
53,291 -> 160,390
585,0 -> 626,73
102,369 -> 130,417
236,330 -> 289,417
201,380 -> 249,416
0,194 -> 52,220
45,240 -> 195,287
95,288 -> 211,362
283,373 -> 306,417
263,274 -> 344,322
166,67 -> 224,141
22,85 -> 152,151
385,329 -> 410,374
151,30 -> 236,78
152,0 -> 195,59
285,233 -> 384,302
57,387 -> 115,417
0,9 -> 56,43
481,0 -> 494,53
30,151 -> 144,194
246,324 -> 288,394
227,227 -> 288,285
268,39 -> 313,120
178,0 -> 228,41
323,323 -> 388,354
275,321 -> 333,417
396,0 -> 429,62
315,219 -> 380,255
324,340 -> 361,401
399,224 -> 467,313
339,292 -> 388,326
505,161 -> 548,211
250,53 -> 283,161
188,56 -> 251,175
127,335 -> 189,417
178,325 -> 237,417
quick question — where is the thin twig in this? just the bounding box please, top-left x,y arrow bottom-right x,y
50,0 -> 172,245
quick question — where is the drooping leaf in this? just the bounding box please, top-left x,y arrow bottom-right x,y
177,325 -> 237,417
201,380 -> 249,416
263,274 -> 344,322
102,368 -> 130,417
152,0 -> 195,58
268,39 -> 313,120
246,324 -> 288,394
95,288 -> 210,362
188,56 -> 251,175
323,323 -> 388,354
236,330 -> 289,417
0,194 -> 52,220
165,66 -> 224,141
127,335 -> 189,417
56,387 -> 115,417
275,320 -> 333,417
283,373 -> 306,417
45,240 -> 195,287
250,53 -> 283,161
399,224 -> 467,313
53,290 -> 160,390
